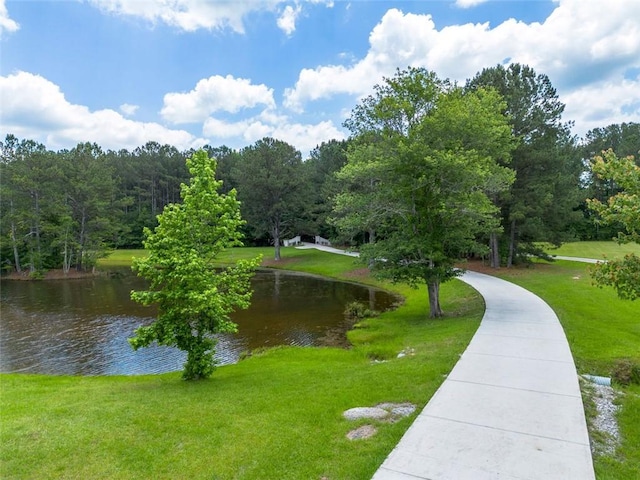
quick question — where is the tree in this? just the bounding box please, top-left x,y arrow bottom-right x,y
129,150 -> 260,380
334,68 -> 513,317
587,149 -> 640,300
236,137 -> 305,260
576,123 -> 640,240
301,139 -> 348,241
466,64 -> 582,267
62,143 -> 118,271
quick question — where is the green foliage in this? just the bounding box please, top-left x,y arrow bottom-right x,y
587,150 -> 640,300
344,301 -> 378,320
335,67 -> 514,317
466,63 -> 582,266
1,250 -> 483,479
130,150 -> 261,380
0,136 -> 119,273
235,137 -> 305,260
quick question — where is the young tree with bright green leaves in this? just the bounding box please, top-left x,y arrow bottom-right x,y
334,68 -> 514,318
129,150 -> 261,380
588,149 -> 640,300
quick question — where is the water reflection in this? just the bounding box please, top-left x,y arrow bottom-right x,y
0,270 -> 396,376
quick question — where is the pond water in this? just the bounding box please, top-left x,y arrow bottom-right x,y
0,270 -> 397,376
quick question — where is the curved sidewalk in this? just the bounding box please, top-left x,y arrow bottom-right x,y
372,270 -> 595,480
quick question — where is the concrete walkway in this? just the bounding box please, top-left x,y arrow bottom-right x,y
372,271 -> 595,480
295,243 -> 595,479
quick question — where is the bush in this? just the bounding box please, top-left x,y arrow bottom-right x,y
344,301 -> 378,320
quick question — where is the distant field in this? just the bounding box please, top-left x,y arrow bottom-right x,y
542,241 -> 640,260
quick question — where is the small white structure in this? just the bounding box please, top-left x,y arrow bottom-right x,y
283,236 -> 302,247
315,236 -> 331,246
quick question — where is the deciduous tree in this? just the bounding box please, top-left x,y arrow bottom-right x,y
588,149 -> 640,300
130,150 -> 260,380
334,68 -> 513,317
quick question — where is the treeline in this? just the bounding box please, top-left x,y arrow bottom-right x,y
0,136 -> 347,274
1,64 -> 639,276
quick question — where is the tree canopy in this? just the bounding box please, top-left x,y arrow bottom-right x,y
235,137 -> 305,260
466,63 -> 582,266
334,67 -> 514,317
129,150 -> 260,380
587,149 -> 640,300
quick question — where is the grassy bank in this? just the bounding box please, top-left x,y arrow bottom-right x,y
478,252 -> 639,479
542,240 -> 640,260
2,247 -> 483,480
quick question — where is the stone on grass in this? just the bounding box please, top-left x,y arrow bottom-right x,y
343,407 -> 389,421
347,424 -> 378,440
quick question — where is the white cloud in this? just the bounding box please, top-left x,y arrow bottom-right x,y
203,112 -> 345,156
119,103 -> 139,116
277,3 -> 302,36
0,71 -> 206,151
88,0 -> 279,33
161,75 -> 275,124
455,0 -> 489,8
283,0 -> 640,137
0,0 -> 19,37
563,75 -> 640,137
89,0 -> 334,34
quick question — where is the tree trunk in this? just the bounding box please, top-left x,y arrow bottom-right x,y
10,220 -> 21,273
77,208 -> 86,271
273,224 -> 281,261
427,281 -> 444,318
489,232 -> 500,268
507,219 -> 517,268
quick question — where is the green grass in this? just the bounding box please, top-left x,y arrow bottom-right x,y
542,240 -> 640,260
8,244 -> 640,478
3,247 -> 483,480
485,256 -> 639,479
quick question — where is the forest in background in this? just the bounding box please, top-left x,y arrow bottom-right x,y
2,65 -> 639,276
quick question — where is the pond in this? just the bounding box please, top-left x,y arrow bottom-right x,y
0,270 -> 397,376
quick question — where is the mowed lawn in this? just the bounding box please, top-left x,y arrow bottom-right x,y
2,243 -> 638,479
2,247 -> 483,480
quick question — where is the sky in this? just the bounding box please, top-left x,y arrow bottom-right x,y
1,0 -> 639,158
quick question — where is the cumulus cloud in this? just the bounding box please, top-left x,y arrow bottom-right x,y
203,111 -> 345,155
283,0 -> 640,130
89,0 -> 333,34
161,75 -> 275,124
0,71 -> 205,151
277,3 -> 302,36
119,103 -> 139,116
0,0 -> 19,36
455,0 -> 489,8
88,0 -> 278,33
563,74 -> 640,137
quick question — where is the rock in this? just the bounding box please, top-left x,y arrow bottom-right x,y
343,407 -> 390,421
376,402 -> 417,421
391,405 -> 417,417
346,424 -> 377,440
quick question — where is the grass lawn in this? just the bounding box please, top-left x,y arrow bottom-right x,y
5,243 -> 639,479
542,240 -> 640,260
475,253 -> 639,479
2,247 -> 483,480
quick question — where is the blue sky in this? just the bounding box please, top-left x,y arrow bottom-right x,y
1,0 -> 639,157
